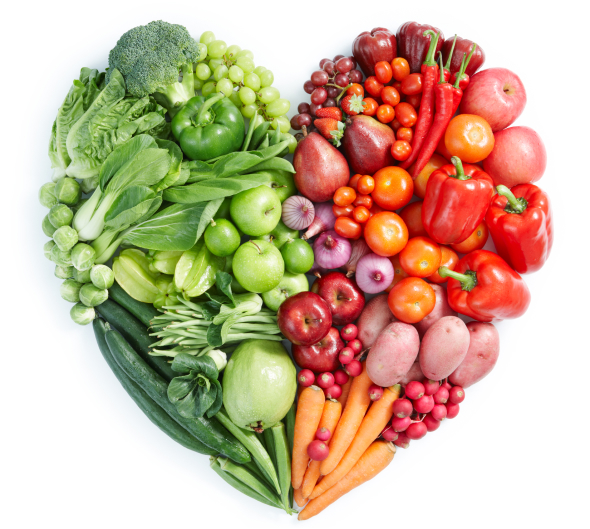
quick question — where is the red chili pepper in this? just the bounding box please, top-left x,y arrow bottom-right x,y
451,71 -> 470,90
442,35 -> 457,82
422,157 -> 494,244
438,250 -> 531,321
485,184 -> 553,274
450,44 -> 477,115
399,30 -> 441,170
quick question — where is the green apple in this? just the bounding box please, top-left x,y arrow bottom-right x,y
262,272 -> 309,311
230,185 -> 281,236
223,254 -> 247,294
260,220 -> 299,249
232,240 -> 284,293
280,238 -> 314,274
204,218 -> 241,257
257,170 -> 297,202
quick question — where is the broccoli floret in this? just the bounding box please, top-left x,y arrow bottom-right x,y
107,20 -> 201,116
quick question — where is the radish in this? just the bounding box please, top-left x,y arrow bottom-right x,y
347,339 -> 363,354
406,421 -> 427,440
449,386 -> 465,404
316,427 -> 331,441
423,413 -> 441,432
317,372 -> 335,389
339,347 -> 354,365
391,415 -> 411,432
431,403 -> 447,421
413,395 -> 435,414
393,432 -> 410,448
368,384 -> 384,401
298,369 -> 315,387
334,369 -> 349,385
392,398 -> 413,419
423,379 -> 439,396
381,427 -> 399,442
340,323 -> 358,341
324,384 -> 342,399
433,386 -> 449,404
405,380 -> 425,400
446,402 -> 460,418
344,359 -> 362,377
307,440 -> 330,461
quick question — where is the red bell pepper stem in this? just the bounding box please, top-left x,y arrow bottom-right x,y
496,185 -> 527,214
437,267 -> 477,291
443,35 -> 457,82
449,156 -> 470,180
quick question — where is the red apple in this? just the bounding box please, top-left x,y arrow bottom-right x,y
459,68 -> 527,132
277,291 -> 332,346
483,126 -> 547,187
292,327 -> 343,373
314,272 -> 365,326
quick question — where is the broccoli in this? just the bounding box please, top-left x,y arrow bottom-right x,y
107,20 -> 201,116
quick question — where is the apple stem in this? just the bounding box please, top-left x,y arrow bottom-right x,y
250,241 -> 262,254
265,207 -> 275,216
210,219 -> 216,227
451,156 -> 470,180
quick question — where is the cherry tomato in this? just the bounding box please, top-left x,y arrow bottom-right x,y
399,201 -> 427,238
374,61 -> 393,84
396,127 -> 413,144
401,73 -> 424,95
333,186 -> 356,207
391,57 -> 411,82
392,81 -> 403,93
353,205 -> 370,224
376,104 -> 395,124
395,103 -> 418,128
364,76 -> 384,98
405,93 -> 422,109
369,202 -> 384,217
412,153 -> 448,199
364,211 -> 409,257
445,114 -> 495,163
332,204 -> 354,218
390,118 -> 402,133
381,86 -> 400,107
391,140 -> 412,162
399,236 -> 442,277
357,175 -> 375,195
451,222 -> 489,253
353,193 -> 373,209
428,246 -> 459,284
386,255 -> 410,292
387,277 -> 436,323
361,97 -> 378,116
372,166 -> 413,211
346,83 -> 365,97
348,174 -> 362,190
335,217 -> 362,239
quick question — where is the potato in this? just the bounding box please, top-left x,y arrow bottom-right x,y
449,322 -> 500,388
399,361 -> 425,386
366,322 -> 420,386
419,316 -> 470,380
414,284 -> 456,338
357,294 -> 398,348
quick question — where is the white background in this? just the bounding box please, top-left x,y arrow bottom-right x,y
2,1 -> 588,527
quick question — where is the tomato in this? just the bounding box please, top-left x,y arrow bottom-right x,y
362,97 -> 378,116
395,103 -> 418,127
444,114 -> 495,163
372,166 -> 413,211
412,153 -> 448,199
428,246 -> 459,284
364,76 -> 384,98
364,211 -> 409,257
381,86 -> 401,107
386,255 -> 410,292
346,83 -> 365,97
391,57 -> 410,82
353,193 -> 373,209
332,204 -> 354,218
399,236 -> 442,277
357,175 -> 375,195
391,140 -> 412,162
401,73 -> 424,95
396,127 -> 413,144
387,277 -> 436,323
451,222 -> 489,253
369,202 -> 384,217
399,201 -> 427,238
390,118 -> 402,132
405,93 -> 422,109
335,217 -> 362,239
333,186 -> 356,207
352,205 -> 370,223
348,174 -> 362,190
376,104 -> 395,124
436,133 -> 453,161
374,61 -> 393,84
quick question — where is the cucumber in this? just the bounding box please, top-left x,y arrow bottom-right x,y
105,329 -> 250,464
93,319 -> 216,456
108,282 -> 160,327
96,299 -> 177,382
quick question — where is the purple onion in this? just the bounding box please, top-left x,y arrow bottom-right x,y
303,202 -> 336,240
341,238 -> 371,277
281,195 -> 315,230
355,253 -> 394,293
313,230 -> 351,270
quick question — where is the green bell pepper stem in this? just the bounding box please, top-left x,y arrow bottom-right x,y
497,185 -> 528,214
438,266 -> 478,291
450,156 -> 470,180
195,93 -> 225,125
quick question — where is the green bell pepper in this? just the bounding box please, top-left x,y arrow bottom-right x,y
171,93 -> 245,161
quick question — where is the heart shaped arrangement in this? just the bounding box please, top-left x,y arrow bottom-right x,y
39,20 -> 552,520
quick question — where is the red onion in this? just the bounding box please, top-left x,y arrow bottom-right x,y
313,230 -> 351,269
340,238 -> 370,277
310,257 -> 327,278
281,195 -> 315,230
355,253 -> 394,294
303,202 -> 336,240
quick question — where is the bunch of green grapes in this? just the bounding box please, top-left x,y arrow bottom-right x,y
194,31 -> 292,135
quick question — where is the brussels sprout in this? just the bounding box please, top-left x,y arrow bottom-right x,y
90,264 -> 115,289
70,303 -> 95,325
50,244 -> 72,266
79,283 -> 108,307
60,279 -> 83,302
149,250 -> 183,275
48,204 -> 73,228
42,215 -> 57,237
44,240 -> 56,260
53,226 -> 79,252
39,182 -> 58,209
55,265 -> 74,279
54,177 -> 81,206
153,275 -> 179,309
80,176 -> 99,194
71,243 -> 96,271
72,268 -> 92,283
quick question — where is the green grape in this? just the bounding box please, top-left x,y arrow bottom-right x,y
194,77 -> 205,90
241,104 -> 257,119
271,116 -> 291,133
266,98 -> 290,118
236,56 -> 255,74
244,73 -> 261,91
260,70 -> 274,88
196,63 -> 212,81
208,40 -> 227,59
226,44 -> 241,60
258,86 -> 280,104
200,31 -> 215,45
238,86 -> 256,105
214,64 -> 229,81
216,78 -> 233,96
229,65 -> 244,84
281,133 -> 298,154
208,58 -> 224,71
228,90 -> 242,108
197,43 -> 208,62
254,65 -> 267,76
236,49 -> 254,60
202,81 -> 217,97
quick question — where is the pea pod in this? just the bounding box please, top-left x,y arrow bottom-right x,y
241,110 -> 259,151
113,249 -> 160,303
249,121 -> 271,150
269,122 -> 282,146
243,157 -> 294,174
270,421 -> 292,512
174,239 -> 225,299
257,134 -> 270,150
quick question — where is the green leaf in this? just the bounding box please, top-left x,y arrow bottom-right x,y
184,160 -> 215,183
207,379 -> 224,418
200,301 -> 222,320
194,382 -> 216,418
171,353 -> 219,379
107,148 -> 172,194
207,323 -> 223,347
104,186 -> 160,230
215,271 -> 235,305
153,139 -> 184,191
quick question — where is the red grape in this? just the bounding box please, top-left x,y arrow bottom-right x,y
298,102 -> 311,114
311,87 -> 328,105
297,113 -> 312,128
333,54 -> 345,61
323,98 -> 337,108
311,70 -> 329,86
327,86 -> 341,98
334,73 -> 350,87
309,103 -> 323,117
319,58 -> 331,68
323,61 -> 336,76
349,69 -> 363,83
303,80 -> 315,94
336,57 -> 353,73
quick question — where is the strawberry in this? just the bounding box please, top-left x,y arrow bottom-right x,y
314,118 -> 345,147
341,94 -> 366,116
315,107 -> 343,121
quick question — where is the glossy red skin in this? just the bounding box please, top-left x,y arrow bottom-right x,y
292,327 -> 343,373
293,132 -> 350,202
422,163 -> 494,244
485,184 -> 553,274
352,27 -> 398,78
277,291 -> 332,346
341,115 -> 396,175
396,22 -> 444,74
441,36 -> 485,77
446,250 -> 531,322
315,272 -> 366,326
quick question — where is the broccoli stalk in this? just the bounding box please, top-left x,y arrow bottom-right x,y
151,63 -> 195,118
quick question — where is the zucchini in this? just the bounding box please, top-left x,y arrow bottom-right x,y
105,329 -> 250,464
93,319 -> 216,456
108,282 -> 160,327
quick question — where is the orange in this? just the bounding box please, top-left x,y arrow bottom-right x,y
444,114 -> 495,163
371,166 -> 413,211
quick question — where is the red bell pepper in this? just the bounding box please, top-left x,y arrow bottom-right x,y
438,250 -> 531,321
422,157 -> 494,244
485,184 -> 553,274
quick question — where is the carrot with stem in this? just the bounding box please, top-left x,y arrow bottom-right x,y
298,440 -> 396,520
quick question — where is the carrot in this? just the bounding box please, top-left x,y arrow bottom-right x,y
300,399 -> 342,498
291,385 -> 325,489
293,487 -> 307,508
319,362 -> 373,476
298,440 -> 396,520
336,377 -> 353,408
310,384 -> 400,498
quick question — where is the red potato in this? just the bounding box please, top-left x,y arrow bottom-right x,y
449,322 -> 500,388
419,316 -> 470,380
357,294 -> 398,348
399,361 -> 425,386
366,322 -> 420,386
413,284 -> 457,338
